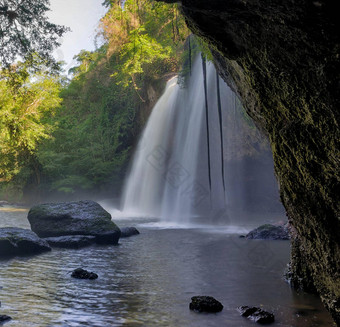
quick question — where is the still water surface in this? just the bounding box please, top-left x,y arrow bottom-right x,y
0,207 -> 334,326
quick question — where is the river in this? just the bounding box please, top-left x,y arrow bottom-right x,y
0,206 -> 334,326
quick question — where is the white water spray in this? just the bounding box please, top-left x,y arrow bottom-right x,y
120,56 -> 283,224
122,58 -> 215,222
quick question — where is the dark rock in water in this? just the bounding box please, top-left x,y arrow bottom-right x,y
71,268 -> 98,280
0,315 -> 12,323
27,200 -> 121,245
0,227 -> 51,258
120,227 -> 140,238
246,223 -> 290,240
238,306 -> 275,324
44,235 -> 96,249
189,296 -> 223,313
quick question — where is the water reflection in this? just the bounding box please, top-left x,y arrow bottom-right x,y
0,213 -> 334,326
0,207 -> 30,229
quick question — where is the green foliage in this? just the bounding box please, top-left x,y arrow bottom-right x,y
101,0 -> 188,89
68,50 -> 99,76
0,0 -> 69,68
118,27 -> 172,87
37,84 -> 136,194
0,0 -> 188,200
0,66 -> 62,182
34,0 -> 188,197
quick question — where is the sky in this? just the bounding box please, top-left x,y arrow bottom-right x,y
48,0 -> 107,72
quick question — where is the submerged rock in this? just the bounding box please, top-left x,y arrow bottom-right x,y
238,306 -> 275,324
246,223 -> 290,240
27,200 -> 121,245
0,227 -> 51,258
44,235 -> 96,249
0,315 -> 12,323
71,268 -> 98,280
120,227 -> 140,238
189,296 -> 223,313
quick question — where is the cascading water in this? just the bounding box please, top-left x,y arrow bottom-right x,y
121,57 -> 209,222
121,56 -> 284,224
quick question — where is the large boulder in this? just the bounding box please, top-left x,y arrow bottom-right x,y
0,227 -> 51,258
27,200 -> 121,245
246,223 -> 290,240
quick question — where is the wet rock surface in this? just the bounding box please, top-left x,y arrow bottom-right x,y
120,227 -> 140,238
27,200 -> 121,244
44,235 -> 96,248
238,306 -> 275,324
71,268 -> 98,280
246,223 -> 290,240
0,227 -> 51,258
189,296 -> 223,313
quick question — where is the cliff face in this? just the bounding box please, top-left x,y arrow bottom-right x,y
158,0 -> 340,322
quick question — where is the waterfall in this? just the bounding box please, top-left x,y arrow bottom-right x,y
120,56 -> 283,224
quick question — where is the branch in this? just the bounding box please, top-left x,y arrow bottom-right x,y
131,74 -> 145,102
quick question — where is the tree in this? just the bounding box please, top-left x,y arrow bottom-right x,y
0,65 -> 62,182
68,50 -> 99,77
34,0 -> 189,198
101,0 -> 188,89
0,0 -> 69,67
0,0 -> 189,200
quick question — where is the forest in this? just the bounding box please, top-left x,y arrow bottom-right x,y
0,0 -> 188,203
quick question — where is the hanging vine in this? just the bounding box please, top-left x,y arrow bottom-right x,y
201,53 -> 212,199
216,69 -> 226,203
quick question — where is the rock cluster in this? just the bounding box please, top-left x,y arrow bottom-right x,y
0,201 -> 132,259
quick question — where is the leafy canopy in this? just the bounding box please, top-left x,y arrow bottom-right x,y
35,0 -> 189,196
0,0 -> 189,200
101,0 -> 188,88
0,64 -> 62,182
0,0 -> 69,67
